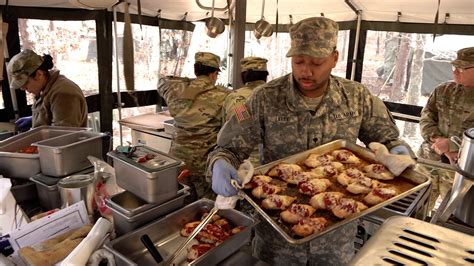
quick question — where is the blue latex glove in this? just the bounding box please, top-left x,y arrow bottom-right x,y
15,116 -> 32,132
389,145 -> 411,155
211,159 -> 241,197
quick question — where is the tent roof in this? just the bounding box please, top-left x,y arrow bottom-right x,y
5,0 -> 474,25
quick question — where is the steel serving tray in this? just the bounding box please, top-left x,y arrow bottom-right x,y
105,198 -> 256,266
107,146 -> 183,203
350,216 -> 474,265
240,139 -> 431,245
0,126 -> 88,178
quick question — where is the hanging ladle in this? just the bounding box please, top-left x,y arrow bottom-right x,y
206,0 -> 225,38
254,0 -> 273,39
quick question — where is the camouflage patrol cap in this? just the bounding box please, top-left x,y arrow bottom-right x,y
7,49 -> 44,89
286,17 -> 339,58
195,51 -> 220,70
451,47 -> 474,68
240,57 -> 268,72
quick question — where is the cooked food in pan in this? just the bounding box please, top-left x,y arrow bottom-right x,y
17,145 -> 38,154
244,147 -> 415,240
180,213 -> 247,263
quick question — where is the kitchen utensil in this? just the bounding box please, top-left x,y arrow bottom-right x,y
240,139 -> 430,244
140,234 -> 164,263
205,0 -> 225,38
431,128 -> 474,225
254,0 -> 273,39
58,174 -> 96,216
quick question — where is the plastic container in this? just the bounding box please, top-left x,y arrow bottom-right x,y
33,131 -> 105,177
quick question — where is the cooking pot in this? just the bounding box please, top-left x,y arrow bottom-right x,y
206,17 -> 225,38
452,128 -> 474,225
254,19 -> 273,39
58,174 -> 96,216
205,0 -> 224,38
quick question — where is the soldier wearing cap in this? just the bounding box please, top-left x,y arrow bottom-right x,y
208,17 -> 412,265
7,49 -> 87,131
158,51 -> 229,201
418,46 -> 474,212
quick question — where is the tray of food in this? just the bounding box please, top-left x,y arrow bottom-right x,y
105,199 -> 256,265
239,139 -> 430,245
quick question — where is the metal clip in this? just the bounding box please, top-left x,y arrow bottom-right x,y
396,11 -> 402,22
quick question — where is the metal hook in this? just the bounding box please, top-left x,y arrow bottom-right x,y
156,9 -> 161,18
320,13 -> 325,17
289,14 -> 293,25
444,12 -> 450,24
396,11 -> 402,22
182,12 -> 188,21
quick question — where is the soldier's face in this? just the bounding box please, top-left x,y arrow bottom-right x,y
20,71 -> 45,96
453,66 -> 474,87
291,52 -> 338,97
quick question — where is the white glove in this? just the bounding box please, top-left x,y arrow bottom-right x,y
214,160 -> 254,209
368,142 -> 415,176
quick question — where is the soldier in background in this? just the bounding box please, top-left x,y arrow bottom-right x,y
207,17 -> 412,265
418,46 -> 474,212
223,56 -> 269,166
8,49 -> 88,132
158,52 -> 229,201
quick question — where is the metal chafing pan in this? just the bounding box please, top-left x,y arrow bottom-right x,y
105,199 -> 257,265
239,139 -> 431,245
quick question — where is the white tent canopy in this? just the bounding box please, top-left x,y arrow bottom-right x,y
5,0 -> 474,25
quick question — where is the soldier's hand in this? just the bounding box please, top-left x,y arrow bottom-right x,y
431,137 -> 449,155
211,159 -> 240,196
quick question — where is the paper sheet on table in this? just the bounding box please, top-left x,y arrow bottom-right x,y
7,201 -> 89,251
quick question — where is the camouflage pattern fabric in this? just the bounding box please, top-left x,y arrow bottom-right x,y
418,81 -> 474,210
208,74 -> 406,264
32,70 -> 88,127
158,75 -> 229,199
286,17 -> 339,58
223,80 -> 266,167
7,49 -> 44,89
253,219 -> 357,265
451,47 -> 474,68
195,52 -> 220,69
240,57 -> 268,72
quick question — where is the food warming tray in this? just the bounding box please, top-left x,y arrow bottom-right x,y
350,216 -> 474,265
107,146 -> 184,203
240,139 -> 431,245
105,199 -> 256,266
0,126 -> 88,178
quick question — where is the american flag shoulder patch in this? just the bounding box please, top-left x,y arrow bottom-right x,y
234,104 -> 251,123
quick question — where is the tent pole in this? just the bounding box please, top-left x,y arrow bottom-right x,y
113,5 -> 123,146
350,10 -> 362,81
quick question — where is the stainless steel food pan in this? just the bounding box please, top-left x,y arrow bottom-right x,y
0,126 -> 88,179
105,199 -> 256,265
29,174 -> 61,210
162,119 -> 175,135
107,146 -> 183,204
106,184 -> 190,236
33,131 -> 105,177
241,139 -> 431,245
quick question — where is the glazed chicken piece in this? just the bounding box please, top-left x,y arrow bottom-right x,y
280,204 -> 316,224
252,183 -> 284,199
180,221 -> 201,237
331,198 -> 368,219
244,175 -> 273,189
331,149 -> 361,164
292,217 -> 328,237
364,186 -> 399,206
304,153 -> 334,168
196,224 -> 230,245
261,194 -> 296,210
309,192 -> 345,210
187,243 -> 214,262
298,178 -> 332,196
267,163 -> 302,182
364,164 -> 395,180
230,226 -> 245,235
337,168 -> 373,194
213,218 -> 231,231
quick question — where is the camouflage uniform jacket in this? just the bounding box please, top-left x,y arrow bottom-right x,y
222,80 -> 265,121
209,74 -> 404,167
208,74 -> 404,264
32,70 -> 87,128
418,81 -> 474,160
158,75 -> 230,176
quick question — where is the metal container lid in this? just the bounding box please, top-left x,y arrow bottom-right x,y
466,128 -> 474,139
58,174 -> 95,188
31,173 -> 61,187
108,146 -> 182,173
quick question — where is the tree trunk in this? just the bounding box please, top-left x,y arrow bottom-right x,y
390,33 -> 410,101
